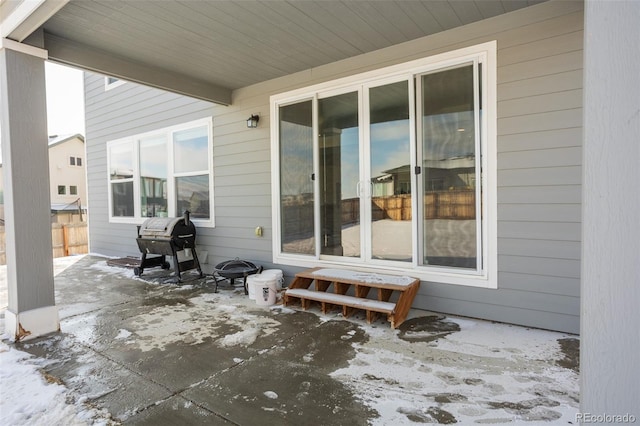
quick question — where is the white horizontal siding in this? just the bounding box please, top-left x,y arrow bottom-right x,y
86,0 -> 583,333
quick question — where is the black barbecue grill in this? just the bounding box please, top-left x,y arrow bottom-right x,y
134,211 -> 203,282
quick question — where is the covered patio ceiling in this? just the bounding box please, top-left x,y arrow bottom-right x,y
3,0 -> 544,105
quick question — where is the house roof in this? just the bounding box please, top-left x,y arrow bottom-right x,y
4,0 -> 545,105
48,133 -> 85,148
0,134 -> 85,167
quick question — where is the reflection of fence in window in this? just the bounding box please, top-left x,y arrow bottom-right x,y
343,191 -> 475,224
424,190 -> 475,220
279,190 -> 475,243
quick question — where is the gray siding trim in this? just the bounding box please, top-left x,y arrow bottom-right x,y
86,0 -> 583,333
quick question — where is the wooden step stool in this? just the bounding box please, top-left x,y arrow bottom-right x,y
283,267 -> 420,328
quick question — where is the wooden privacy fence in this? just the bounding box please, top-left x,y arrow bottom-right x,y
281,190 -> 476,238
0,223 -> 88,265
345,190 -> 476,223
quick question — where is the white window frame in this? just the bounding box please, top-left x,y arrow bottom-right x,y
107,117 -> 215,227
270,41 -> 497,289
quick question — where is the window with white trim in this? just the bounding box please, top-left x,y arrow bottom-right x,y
271,42 -> 497,288
107,117 -> 214,226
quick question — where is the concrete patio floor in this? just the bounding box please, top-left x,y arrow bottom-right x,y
1,255 -> 579,425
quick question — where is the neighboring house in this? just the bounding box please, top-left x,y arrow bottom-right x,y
0,134 -> 87,223
48,134 -> 87,223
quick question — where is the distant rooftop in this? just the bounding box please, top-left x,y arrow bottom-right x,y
48,133 -> 85,148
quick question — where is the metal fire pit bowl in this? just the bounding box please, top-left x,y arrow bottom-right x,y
213,258 -> 261,294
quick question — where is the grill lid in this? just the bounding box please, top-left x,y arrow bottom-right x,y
139,217 -> 185,238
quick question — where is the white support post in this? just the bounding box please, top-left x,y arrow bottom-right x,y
581,0 -> 640,417
0,40 -> 59,341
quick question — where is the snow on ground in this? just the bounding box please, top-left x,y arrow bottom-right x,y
104,291 -> 283,352
1,256 -> 115,425
1,256 -> 580,425
330,317 -> 579,425
0,341 -> 114,425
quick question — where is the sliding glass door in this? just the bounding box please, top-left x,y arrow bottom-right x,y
418,63 -> 482,271
368,80 -> 412,262
315,80 -> 413,264
318,91 -> 361,258
274,44 -> 490,280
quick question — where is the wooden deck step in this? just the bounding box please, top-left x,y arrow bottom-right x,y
285,288 -> 396,313
284,268 -> 420,328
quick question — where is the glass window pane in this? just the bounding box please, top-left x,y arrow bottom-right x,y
421,64 -> 478,269
109,142 -> 134,180
370,81 -> 412,262
318,91 -> 360,258
70,186 -> 77,195
279,101 -> 315,255
112,181 -> 134,217
140,135 -> 168,217
174,126 -> 208,173
176,175 -> 210,219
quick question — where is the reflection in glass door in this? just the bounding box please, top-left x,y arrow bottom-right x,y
420,64 -> 480,270
318,92 -> 360,258
279,100 -> 315,255
369,81 -> 412,262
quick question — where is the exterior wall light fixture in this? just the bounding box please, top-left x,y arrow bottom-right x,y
247,114 -> 260,128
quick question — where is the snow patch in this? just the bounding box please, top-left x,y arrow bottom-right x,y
330,319 -> 579,425
118,293 -> 282,352
0,341 -> 113,425
220,328 -> 260,347
311,268 -> 416,286
115,329 -> 132,340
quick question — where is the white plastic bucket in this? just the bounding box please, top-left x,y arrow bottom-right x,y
260,269 -> 284,290
247,275 -> 262,300
254,276 -> 277,306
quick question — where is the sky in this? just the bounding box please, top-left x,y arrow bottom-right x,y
45,61 -> 86,137
0,62 -> 85,163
